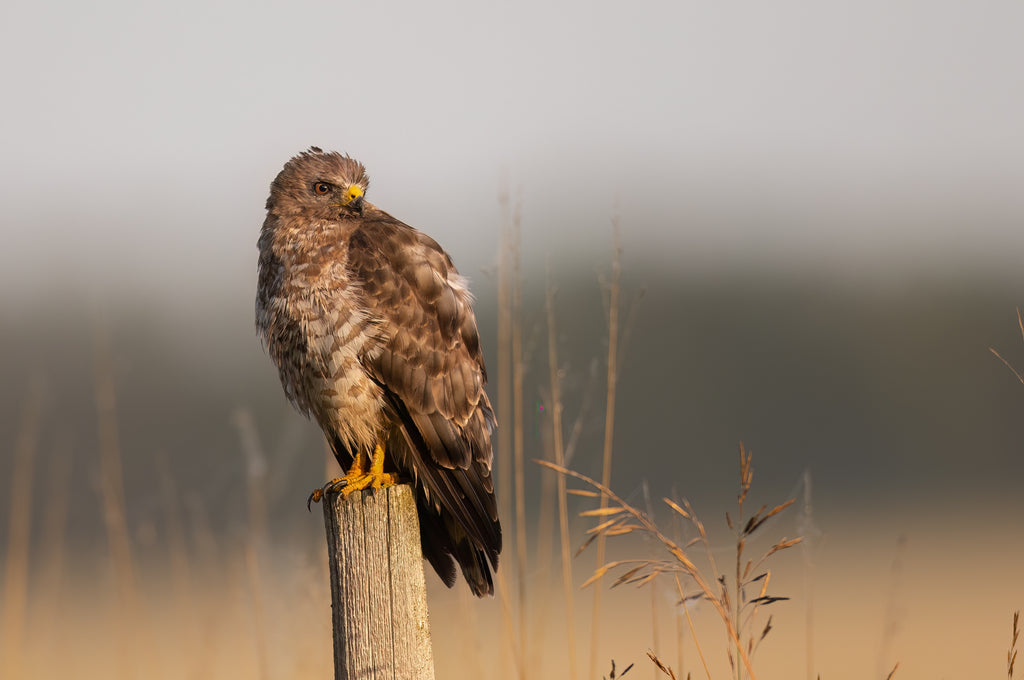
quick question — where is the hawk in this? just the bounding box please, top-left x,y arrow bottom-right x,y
256,148 -> 501,596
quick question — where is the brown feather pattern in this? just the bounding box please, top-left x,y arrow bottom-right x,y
256,148 -> 500,596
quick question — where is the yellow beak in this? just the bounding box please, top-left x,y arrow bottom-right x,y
342,185 -> 364,206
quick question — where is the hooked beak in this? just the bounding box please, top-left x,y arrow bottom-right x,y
342,185 -> 364,214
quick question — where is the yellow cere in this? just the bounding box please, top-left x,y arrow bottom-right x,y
342,185 -> 364,205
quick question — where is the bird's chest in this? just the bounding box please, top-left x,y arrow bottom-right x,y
277,260 -> 371,371
276,261 -> 385,437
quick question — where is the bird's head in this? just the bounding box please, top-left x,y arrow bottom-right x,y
266,147 -> 370,220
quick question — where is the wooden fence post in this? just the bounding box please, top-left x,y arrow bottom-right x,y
322,484 -> 436,680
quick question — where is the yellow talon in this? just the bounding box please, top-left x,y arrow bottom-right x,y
308,444 -> 397,508
341,443 -> 397,495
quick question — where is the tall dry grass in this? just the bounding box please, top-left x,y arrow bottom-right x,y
545,259 -> 579,680
93,317 -> 146,679
591,216 -> 623,679
540,442 -> 801,680
233,408 -> 271,680
495,174 -> 515,676
31,433 -> 73,650
990,308 -> 1024,384
1,377 -> 44,680
1010,610 -> 1021,680
509,188 -> 529,677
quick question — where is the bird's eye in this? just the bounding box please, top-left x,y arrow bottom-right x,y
313,182 -> 332,195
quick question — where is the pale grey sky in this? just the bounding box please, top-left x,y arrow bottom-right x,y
1,0 -> 1022,310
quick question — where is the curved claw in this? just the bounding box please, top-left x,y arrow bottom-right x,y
306,487 -> 321,512
307,443 -> 397,509
306,477 -> 348,511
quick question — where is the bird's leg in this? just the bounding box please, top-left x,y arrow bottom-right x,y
341,446 -> 370,485
341,443 -> 397,496
306,448 -> 368,509
306,444 -> 397,509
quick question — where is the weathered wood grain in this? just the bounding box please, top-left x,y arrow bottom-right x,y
322,485 -> 435,680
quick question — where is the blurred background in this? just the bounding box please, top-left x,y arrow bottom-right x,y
1,1 -> 1023,678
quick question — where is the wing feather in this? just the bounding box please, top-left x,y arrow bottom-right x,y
347,213 -> 500,591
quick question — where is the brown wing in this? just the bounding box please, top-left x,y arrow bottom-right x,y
347,212 -> 500,594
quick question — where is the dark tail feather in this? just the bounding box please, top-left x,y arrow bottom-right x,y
453,537 -> 494,597
416,494 -> 494,596
416,496 -> 458,588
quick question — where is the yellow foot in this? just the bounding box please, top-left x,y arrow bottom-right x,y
341,443 -> 397,496
306,477 -> 344,511
306,444 -> 398,510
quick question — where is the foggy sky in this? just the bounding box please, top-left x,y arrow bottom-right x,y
1,0 -> 1022,311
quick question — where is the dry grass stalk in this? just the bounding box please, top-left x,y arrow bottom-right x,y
1,377 -> 45,679
232,408 -> 269,551
93,317 -> 142,678
530,394 -> 557,668
674,589 -> 686,680
989,308 -> 1024,384
1010,610 -> 1020,680
676,576 -> 711,680
245,542 -> 270,680
234,408 -> 271,680
493,565 -> 523,680
800,469 -> 816,680
32,436 -> 72,650
94,321 -> 136,585
155,452 -> 191,590
545,261 -> 579,680
728,444 -> 797,679
510,187 -> 529,678
540,443 -> 800,680
534,397 -> 556,571
885,661 -> 900,679
668,492 -> 689,679
615,285 -> 646,372
650,566 -> 661,679
496,172 -> 515,679
605,658 -> 635,679
591,217 -> 623,679
154,448 -> 199,667
642,481 -> 662,680
648,650 -> 678,679
878,535 -> 907,679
